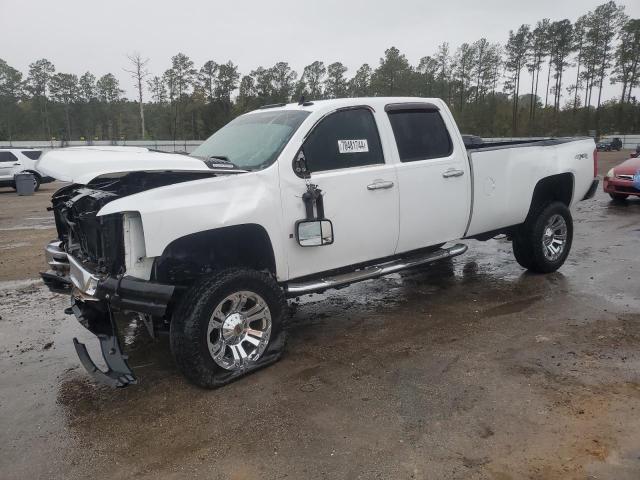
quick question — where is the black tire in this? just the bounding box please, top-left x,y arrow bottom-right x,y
512,234 -> 534,270
512,201 -> 573,273
609,193 -> 628,201
170,268 -> 288,388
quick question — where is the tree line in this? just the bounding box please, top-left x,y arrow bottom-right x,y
0,0 -> 638,142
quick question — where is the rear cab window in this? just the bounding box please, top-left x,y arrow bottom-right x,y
386,105 -> 453,162
0,151 -> 18,163
302,108 -> 384,173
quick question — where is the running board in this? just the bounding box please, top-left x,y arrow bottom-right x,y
285,243 -> 468,296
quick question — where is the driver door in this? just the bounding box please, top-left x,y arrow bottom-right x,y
279,107 -> 399,280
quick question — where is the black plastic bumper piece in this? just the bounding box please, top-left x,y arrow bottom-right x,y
73,338 -> 136,388
583,179 -> 599,200
40,267 -> 175,318
71,299 -> 137,388
98,276 -> 175,317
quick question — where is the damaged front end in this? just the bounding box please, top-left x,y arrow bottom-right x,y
42,243 -> 174,387
40,173 -> 202,386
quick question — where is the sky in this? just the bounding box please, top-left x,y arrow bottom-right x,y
1,0 -> 639,102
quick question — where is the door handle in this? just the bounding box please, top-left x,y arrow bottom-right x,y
442,168 -> 465,178
367,180 -> 394,190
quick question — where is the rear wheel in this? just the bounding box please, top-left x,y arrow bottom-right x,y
170,268 -> 288,388
512,201 -> 573,273
609,193 -> 628,201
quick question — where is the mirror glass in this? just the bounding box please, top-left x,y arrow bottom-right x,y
297,220 -> 334,247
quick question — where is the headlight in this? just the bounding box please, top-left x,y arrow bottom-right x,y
86,276 -> 99,296
606,168 -> 614,178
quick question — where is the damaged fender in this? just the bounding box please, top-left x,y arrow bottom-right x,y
97,167 -> 288,280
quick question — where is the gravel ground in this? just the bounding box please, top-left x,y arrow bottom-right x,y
0,151 -> 639,479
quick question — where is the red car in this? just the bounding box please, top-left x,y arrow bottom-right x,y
603,155 -> 640,201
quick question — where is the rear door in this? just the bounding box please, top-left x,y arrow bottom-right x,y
279,107 -> 400,280
0,151 -> 19,181
385,103 -> 471,253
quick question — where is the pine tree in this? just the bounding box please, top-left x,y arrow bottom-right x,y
504,25 -> 530,135
324,62 -> 348,99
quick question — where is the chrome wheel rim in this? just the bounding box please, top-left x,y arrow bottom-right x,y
542,214 -> 567,261
206,291 -> 271,371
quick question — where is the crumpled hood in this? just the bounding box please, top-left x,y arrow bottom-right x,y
37,146 -> 219,184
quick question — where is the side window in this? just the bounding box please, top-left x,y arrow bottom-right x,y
387,110 -> 453,162
22,150 -> 42,160
0,152 -> 18,163
303,108 -> 384,173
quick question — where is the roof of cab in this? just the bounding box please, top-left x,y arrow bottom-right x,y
245,97 -> 445,116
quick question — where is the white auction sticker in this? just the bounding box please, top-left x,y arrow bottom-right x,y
338,139 -> 369,154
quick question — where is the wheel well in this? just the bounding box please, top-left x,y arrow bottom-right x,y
18,169 -> 41,178
154,224 -> 276,286
527,173 -> 574,217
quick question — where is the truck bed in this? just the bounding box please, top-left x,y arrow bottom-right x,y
465,137 -> 591,151
464,137 -> 596,237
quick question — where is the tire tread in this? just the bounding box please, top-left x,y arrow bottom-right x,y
512,201 -> 573,274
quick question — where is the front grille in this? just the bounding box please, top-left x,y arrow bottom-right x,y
53,187 -> 124,275
616,174 -> 634,180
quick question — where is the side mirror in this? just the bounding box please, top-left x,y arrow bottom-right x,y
296,219 -> 334,247
293,149 -> 310,179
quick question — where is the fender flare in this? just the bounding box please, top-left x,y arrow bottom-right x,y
153,223 -> 279,284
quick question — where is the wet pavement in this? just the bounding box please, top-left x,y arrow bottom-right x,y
1,154 -> 639,479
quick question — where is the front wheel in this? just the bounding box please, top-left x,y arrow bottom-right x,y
170,268 -> 288,388
512,201 -> 573,273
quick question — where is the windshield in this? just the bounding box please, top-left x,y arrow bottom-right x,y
191,110 -> 310,171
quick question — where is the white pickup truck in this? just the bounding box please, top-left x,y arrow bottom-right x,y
38,97 -> 599,388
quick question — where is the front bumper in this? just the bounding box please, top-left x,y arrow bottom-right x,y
40,240 -> 175,387
41,240 -> 72,293
41,240 -> 175,316
603,177 -> 640,196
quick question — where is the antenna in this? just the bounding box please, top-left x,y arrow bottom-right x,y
298,95 -> 305,106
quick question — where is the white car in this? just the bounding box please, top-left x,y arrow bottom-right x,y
37,97 -> 599,388
0,148 -> 54,191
